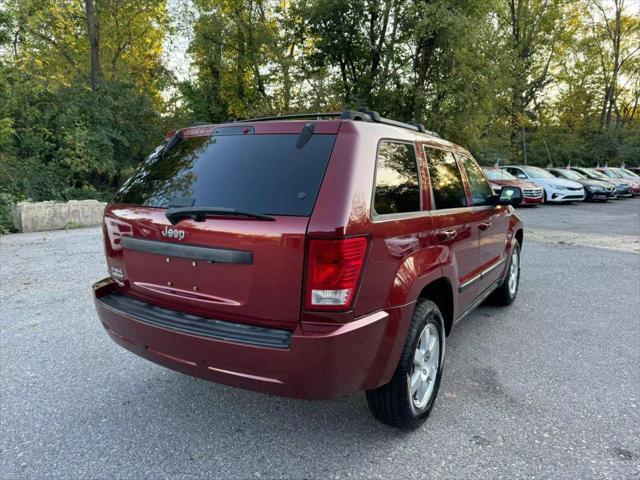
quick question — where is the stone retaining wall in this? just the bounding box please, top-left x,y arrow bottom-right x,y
13,200 -> 106,233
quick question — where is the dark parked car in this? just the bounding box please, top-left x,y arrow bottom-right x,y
548,168 -> 615,201
570,167 -> 633,198
93,111 -> 524,430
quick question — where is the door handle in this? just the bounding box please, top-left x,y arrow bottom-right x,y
478,222 -> 491,231
437,229 -> 457,242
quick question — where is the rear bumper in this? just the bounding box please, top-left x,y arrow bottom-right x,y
93,278 -> 408,399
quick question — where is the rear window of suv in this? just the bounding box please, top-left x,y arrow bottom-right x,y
113,133 -> 336,216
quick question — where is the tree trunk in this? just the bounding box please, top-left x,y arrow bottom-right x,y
235,5 -> 246,104
412,34 -> 435,119
605,2 -> 622,129
85,0 -> 101,91
596,0 -> 625,131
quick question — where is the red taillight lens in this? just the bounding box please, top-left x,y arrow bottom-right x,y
104,217 -> 132,251
305,237 -> 368,311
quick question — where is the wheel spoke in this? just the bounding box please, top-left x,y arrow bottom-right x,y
415,374 -> 426,403
428,334 -> 437,354
428,344 -> 439,370
410,369 -> 421,395
419,328 -> 429,352
414,348 -> 424,368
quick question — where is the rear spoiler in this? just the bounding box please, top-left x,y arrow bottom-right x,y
164,125 -> 256,142
164,125 -> 216,142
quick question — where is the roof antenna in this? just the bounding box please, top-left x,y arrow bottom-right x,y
296,123 -> 315,149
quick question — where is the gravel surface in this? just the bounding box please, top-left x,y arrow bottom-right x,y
519,198 -> 640,253
1,199 -> 639,479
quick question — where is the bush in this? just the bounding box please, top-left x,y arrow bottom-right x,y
0,192 -> 15,234
0,66 -> 169,204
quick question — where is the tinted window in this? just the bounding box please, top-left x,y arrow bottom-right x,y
113,134 -> 336,216
599,169 -> 619,178
460,155 -> 494,206
373,142 -> 420,215
555,169 -> 584,180
522,166 -> 554,178
483,168 -> 516,180
424,148 -> 467,210
585,169 -> 608,179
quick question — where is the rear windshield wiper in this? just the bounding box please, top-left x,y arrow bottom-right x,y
165,206 -> 275,224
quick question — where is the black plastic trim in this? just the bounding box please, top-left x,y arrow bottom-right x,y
121,236 -> 253,264
455,279 -> 501,323
98,293 -> 292,349
458,257 -> 506,293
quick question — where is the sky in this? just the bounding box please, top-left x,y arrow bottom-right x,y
162,0 -> 195,82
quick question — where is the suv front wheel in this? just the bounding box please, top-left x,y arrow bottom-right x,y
488,239 -> 521,306
366,300 -> 445,430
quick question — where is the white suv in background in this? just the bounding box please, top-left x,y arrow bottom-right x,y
501,166 -> 585,203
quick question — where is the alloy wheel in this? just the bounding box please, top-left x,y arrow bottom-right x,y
508,247 -> 519,296
409,324 -> 440,409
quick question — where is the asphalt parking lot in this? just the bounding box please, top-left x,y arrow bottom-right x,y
1,199 -> 639,479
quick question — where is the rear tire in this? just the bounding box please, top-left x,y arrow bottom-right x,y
366,300 -> 445,430
489,240 -> 520,306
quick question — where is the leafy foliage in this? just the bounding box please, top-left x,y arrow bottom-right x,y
0,0 -> 171,204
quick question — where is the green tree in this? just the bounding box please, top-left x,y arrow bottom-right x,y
0,0 -> 173,206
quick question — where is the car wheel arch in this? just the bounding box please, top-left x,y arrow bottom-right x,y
417,277 -> 454,336
515,229 -> 523,249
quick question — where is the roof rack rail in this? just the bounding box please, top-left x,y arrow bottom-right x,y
236,111 -> 373,123
357,108 -> 439,137
236,112 -> 343,123
408,122 -> 440,137
232,109 -> 439,137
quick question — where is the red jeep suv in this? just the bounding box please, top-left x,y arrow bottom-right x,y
93,110 -> 524,430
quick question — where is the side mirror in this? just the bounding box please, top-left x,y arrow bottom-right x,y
497,186 -> 523,206
516,173 -> 527,179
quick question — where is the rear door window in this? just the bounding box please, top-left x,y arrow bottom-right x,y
113,134 -> 337,216
507,167 -> 527,179
424,147 -> 467,210
373,141 -> 421,215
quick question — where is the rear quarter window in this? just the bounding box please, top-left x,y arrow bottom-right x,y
373,141 -> 421,215
113,133 -> 336,216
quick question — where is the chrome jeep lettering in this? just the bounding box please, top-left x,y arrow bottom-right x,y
162,226 -> 185,240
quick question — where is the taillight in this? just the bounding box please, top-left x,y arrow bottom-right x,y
105,217 -> 132,251
304,237 -> 368,311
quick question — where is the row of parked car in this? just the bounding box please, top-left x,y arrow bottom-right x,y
482,165 -> 640,204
